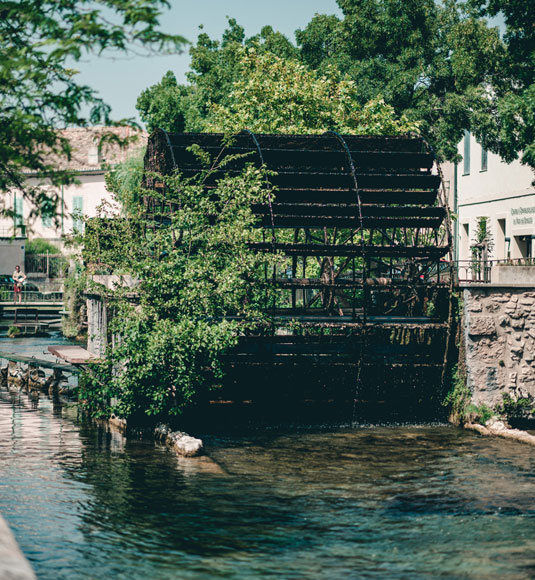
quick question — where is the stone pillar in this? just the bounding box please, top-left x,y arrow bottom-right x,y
86,295 -> 107,357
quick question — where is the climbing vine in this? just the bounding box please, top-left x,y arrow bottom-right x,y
78,160 -> 281,423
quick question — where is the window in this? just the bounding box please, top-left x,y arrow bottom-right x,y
481,146 -> 488,172
72,196 -> 83,232
14,197 -> 23,226
42,215 -> 52,228
497,218 -> 506,259
463,130 -> 470,175
461,222 -> 470,261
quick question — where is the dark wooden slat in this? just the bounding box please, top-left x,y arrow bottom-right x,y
166,132 -> 426,153
256,216 -> 444,228
252,204 -> 445,218
355,174 -> 440,190
267,189 -> 438,205
178,169 -> 439,191
359,190 -> 438,205
248,242 -> 449,258
171,147 -> 433,171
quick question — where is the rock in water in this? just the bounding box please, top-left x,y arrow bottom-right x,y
154,424 -> 204,457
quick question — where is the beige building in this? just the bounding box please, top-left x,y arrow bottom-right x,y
0,126 -> 146,247
452,130 -> 535,263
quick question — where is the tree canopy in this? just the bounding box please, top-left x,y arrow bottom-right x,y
0,0 -> 186,219
468,0 -> 535,168
137,0 -> 535,171
203,49 -> 419,135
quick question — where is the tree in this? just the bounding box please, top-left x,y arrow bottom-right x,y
468,0 -> 535,170
139,5 -> 509,163
136,72 -> 193,134
0,0 -> 186,220
137,18 -> 299,133
204,48 -> 419,135
79,163 -> 280,422
296,0 -> 506,161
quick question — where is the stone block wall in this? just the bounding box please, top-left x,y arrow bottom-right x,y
464,286 -> 535,406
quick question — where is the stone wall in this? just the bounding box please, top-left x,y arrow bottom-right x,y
463,285 -> 535,406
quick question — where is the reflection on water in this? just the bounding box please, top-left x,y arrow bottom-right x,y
1,338 -> 535,579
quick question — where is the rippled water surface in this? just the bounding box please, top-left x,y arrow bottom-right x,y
2,337 -> 535,579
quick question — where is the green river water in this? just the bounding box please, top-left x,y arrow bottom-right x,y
1,335 -> 535,579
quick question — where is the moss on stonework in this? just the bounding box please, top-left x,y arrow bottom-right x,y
495,393 -> 535,420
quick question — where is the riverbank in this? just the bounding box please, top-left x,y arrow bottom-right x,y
465,419 -> 535,446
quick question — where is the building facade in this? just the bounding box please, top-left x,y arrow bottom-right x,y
455,130 -> 535,263
0,126 -> 146,247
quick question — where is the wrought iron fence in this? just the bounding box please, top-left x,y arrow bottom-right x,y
25,253 -> 67,278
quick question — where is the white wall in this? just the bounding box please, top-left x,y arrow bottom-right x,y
454,132 -> 535,261
0,172 -> 117,247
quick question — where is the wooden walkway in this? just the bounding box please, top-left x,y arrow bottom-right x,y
0,350 -> 80,374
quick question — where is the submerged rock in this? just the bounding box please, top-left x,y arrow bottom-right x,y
154,424 -> 203,457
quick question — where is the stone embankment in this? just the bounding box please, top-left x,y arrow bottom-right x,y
463,285 -> 535,407
0,515 -> 36,580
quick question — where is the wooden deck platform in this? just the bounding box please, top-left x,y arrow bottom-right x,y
48,345 -> 97,365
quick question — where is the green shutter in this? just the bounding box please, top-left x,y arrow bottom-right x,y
481,146 -> 488,171
72,196 -> 83,232
463,130 -> 470,175
15,198 -> 23,226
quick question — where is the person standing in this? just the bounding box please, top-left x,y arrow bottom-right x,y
12,265 -> 26,304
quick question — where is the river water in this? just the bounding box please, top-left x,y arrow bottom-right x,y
1,336 -> 535,579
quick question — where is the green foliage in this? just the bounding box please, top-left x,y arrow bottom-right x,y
469,1 -> 535,169
62,267 -> 88,339
7,326 -> 20,338
136,72 -> 192,134
104,150 -> 146,213
443,364 -> 471,423
465,403 -> 494,425
0,0 -> 186,218
471,216 -> 493,276
79,162 -> 281,422
296,0 -> 506,161
472,216 -> 494,250
203,48 -> 419,135
495,392 -> 535,420
25,238 -> 60,255
135,1 -> 535,169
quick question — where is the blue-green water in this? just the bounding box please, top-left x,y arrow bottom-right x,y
2,337 -> 535,579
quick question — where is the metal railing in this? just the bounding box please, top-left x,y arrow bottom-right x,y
0,290 -> 63,303
456,258 -> 535,283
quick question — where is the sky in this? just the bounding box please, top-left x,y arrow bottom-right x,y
76,1 -> 342,125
